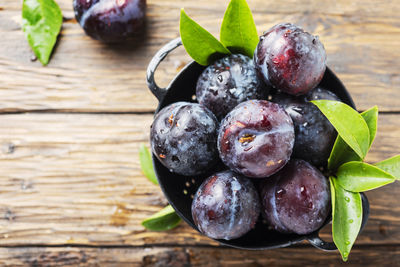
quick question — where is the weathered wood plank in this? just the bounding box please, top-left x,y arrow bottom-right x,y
0,245 -> 399,266
0,113 -> 398,246
0,0 -> 399,112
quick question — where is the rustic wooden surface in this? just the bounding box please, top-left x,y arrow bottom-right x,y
0,0 -> 399,265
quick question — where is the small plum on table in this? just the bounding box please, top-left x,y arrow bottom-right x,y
73,0 -> 146,42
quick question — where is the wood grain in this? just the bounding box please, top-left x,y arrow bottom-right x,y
0,113 -> 398,246
0,0 -> 399,112
0,246 -> 399,266
0,0 -> 399,264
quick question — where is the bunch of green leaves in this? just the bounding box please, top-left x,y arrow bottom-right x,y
180,0 -> 259,65
313,100 -> 399,261
22,0 -> 63,65
139,144 -> 182,231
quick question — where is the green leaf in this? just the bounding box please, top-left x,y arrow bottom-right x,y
336,161 -> 395,192
139,144 -> 158,185
330,177 -> 362,262
328,138 -> 359,172
220,0 -> 259,57
22,0 -> 63,65
361,106 -> 378,148
180,9 -> 231,66
375,155 -> 400,180
141,205 -> 181,231
312,100 -> 370,160
328,106 -> 379,171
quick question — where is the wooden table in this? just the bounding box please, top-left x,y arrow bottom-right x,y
0,0 -> 399,266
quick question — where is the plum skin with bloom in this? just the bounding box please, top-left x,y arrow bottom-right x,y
254,23 -> 327,95
272,87 -> 341,166
218,100 -> 295,178
150,102 -> 219,176
191,170 -> 260,240
196,54 -> 268,120
73,0 -> 146,43
259,159 -> 331,235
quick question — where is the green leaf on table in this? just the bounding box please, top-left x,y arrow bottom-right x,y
375,155 -> 400,180
330,177 -> 362,262
328,106 -> 378,171
139,144 -> 158,185
220,0 -> 259,57
22,0 -> 63,65
141,205 -> 181,231
180,9 -> 231,66
336,161 -> 396,192
312,100 -> 370,161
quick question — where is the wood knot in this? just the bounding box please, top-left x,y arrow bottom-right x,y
4,209 -> 16,221
22,251 -> 87,266
379,223 -> 388,236
21,180 -> 34,191
110,203 -> 131,227
142,249 -> 191,267
2,143 -> 15,154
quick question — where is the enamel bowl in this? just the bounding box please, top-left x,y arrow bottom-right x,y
146,37 -> 369,250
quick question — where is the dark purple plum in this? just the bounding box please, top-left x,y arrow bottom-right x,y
73,0 -> 146,43
273,87 -> 341,166
192,170 -> 260,240
307,87 -> 341,102
260,159 -> 330,235
196,54 -> 268,120
218,100 -> 295,178
150,102 -> 218,176
254,23 -> 326,95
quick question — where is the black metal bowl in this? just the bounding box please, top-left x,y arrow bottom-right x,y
146,37 -> 369,251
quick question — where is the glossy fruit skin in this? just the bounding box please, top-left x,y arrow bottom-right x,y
73,0 -> 146,43
254,23 -> 326,95
196,54 -> 268,120
307,87 -> 341,102
192,170 -> 260,240
218,100 -> 295,178
150,102 -> 219,176
259,159 -> 330,235
273,87 -> 340,166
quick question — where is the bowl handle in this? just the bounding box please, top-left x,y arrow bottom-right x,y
307,192 -> 370,251
307,232 -> 337,251
146,37 -> 183,102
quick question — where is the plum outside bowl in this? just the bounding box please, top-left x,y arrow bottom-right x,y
146,37 -> 369,251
